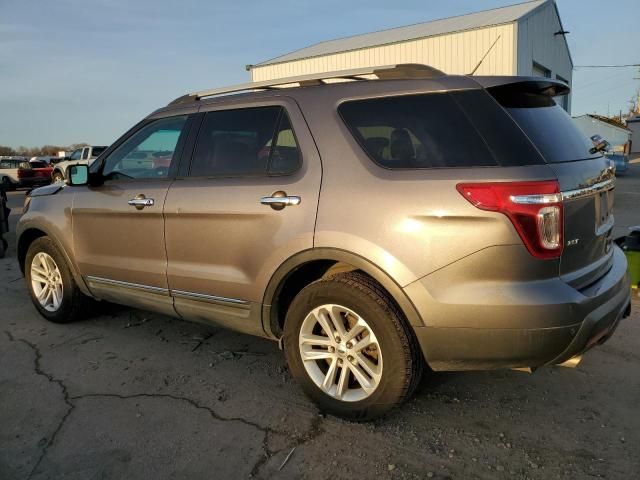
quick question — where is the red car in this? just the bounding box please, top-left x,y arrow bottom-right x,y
17,161 -> 53,188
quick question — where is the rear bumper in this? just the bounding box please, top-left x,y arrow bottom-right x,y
405,245 -> 631,371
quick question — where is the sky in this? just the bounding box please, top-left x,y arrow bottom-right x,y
0,0 -> 638,148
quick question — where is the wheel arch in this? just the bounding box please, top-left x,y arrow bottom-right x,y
17,226 -> 92,297
261,248 -> 425,339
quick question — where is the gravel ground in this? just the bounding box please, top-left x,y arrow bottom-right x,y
1,166 -> 639,479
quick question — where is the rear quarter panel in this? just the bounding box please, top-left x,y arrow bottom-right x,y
294,85 -> 560,287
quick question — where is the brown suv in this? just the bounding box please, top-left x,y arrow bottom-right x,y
17,65 -> 631,419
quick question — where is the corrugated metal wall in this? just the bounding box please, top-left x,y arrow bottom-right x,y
573,116 -> 631,150
251,24 -> 516,82
516,2 -> 573,109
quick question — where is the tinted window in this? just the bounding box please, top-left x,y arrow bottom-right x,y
102,116 -> 187,180
190,106 -> 300,177
339,92 -> 498,168
92,146 -> 106,157
452,90 -> 544,167
489,85 -> 597,163
82,148 -> 89,160
267,112 -> 302,175
30,161 -> 48,168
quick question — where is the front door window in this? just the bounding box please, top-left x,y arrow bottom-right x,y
101,116 -> 188,180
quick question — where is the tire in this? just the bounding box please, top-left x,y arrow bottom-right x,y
51,171 -> 65,183
25,237 -> 90,323
283,271 -> 423,420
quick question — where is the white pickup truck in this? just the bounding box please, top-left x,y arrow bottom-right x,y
51,145 -> 107,183
0,157 -> 28,189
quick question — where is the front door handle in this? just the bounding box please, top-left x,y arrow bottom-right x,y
128,194 -> 154,210
260,191 -> 301,210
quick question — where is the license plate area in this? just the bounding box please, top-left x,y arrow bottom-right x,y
595,188 -> 614,235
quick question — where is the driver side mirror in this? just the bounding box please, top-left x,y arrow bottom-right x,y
67,164 -> 89,186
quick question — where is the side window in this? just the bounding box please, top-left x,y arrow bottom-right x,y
189,106 -> 301,177
69,149 -> 82,160
81,148 -> 90,160
102,116 -> 187,180
268,112 -> 302,175
339,92 -> 497,168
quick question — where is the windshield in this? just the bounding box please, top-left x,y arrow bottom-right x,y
489,85 -> 599,163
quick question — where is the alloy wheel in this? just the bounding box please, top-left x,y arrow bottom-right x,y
298,304 -> 383,402
30,252 -> 64,312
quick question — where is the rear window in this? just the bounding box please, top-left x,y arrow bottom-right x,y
489,85 -> 599,163
29,161 -> 48,168
92,147 -> 106,157
339,90 -> 544,169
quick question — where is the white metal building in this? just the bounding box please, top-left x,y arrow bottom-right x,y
573,114 -> 632,152
248,0 -> 573,110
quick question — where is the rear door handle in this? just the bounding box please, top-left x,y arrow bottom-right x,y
260,191 -> 301,210
128,194 -> 154,210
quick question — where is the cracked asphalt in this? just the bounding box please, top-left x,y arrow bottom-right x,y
1,165 -> 639,480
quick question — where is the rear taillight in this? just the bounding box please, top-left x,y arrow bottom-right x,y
456,181 -> 563,259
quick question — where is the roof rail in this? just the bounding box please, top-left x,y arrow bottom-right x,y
167,63 -> 445,106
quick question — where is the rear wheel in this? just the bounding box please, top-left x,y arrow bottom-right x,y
25,237 -> 90,323
283,271 -> 423,420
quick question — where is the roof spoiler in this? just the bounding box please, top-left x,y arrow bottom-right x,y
472,76 -> 570,97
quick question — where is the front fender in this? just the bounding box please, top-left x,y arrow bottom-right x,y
17,196 -> 92,297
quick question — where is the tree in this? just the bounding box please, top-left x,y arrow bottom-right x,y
0,146 -> 16,156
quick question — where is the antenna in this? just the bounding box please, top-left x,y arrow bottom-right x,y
469,35 -> 501,76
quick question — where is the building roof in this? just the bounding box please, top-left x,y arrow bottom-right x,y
574,114 -> 632,132
253,0 -> 548,68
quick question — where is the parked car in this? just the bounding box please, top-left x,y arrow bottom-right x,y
51,145 -> 107,183
18,160 -> 53,188
17,65 -> 632,419
605,152 -> 630,175
590,135 -> 630,175
1,157 -> 51,190
0,157 -> 25,190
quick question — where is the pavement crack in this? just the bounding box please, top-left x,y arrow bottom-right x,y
251,413 -> 325,477
4,331 -> 325,479
69,391 -> 280,478
4,331 -> 75,480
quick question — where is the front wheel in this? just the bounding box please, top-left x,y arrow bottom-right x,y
283,272 -> 423,420
25,237 -> 90,323
51,171 -> 65,183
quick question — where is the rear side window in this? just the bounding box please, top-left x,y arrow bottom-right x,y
340,92 -> 497,169
189,106 -> 301,177
489,84 -> 598,163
